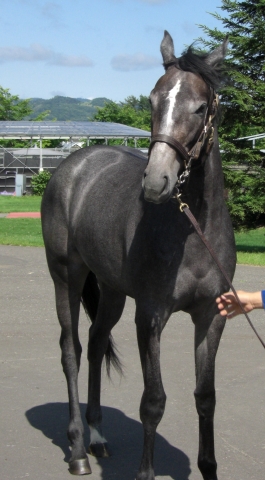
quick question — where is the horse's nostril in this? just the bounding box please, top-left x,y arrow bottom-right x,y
142,172 -> 147,188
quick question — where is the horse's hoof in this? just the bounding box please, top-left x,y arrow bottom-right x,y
88,442 -> 111,458
69,457 -> 92,475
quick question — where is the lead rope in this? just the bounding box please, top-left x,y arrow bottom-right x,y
174,191 -> 265,350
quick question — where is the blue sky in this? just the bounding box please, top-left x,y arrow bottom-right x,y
0,0 -> 224,102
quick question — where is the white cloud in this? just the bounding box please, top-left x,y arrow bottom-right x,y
0,44 -> 50,62
49,53 -> 94,67
0,44 -> 94,67
111,53 -> 161,71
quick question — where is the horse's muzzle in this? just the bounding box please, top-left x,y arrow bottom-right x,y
142,143 -> 182,203
142,173 -> 172,204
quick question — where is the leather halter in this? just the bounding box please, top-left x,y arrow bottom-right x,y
148,85 -> 219,166
149,134 -> 190,163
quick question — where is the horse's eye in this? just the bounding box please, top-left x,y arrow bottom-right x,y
195,103 -> 207,116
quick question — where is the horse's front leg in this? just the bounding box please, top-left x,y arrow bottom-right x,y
193,308 -> 226,480
135,303 -> 168,480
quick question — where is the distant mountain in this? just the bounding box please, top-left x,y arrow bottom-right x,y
26,96 -> 111,121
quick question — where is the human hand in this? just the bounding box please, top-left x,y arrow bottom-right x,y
216,290 -> 262,319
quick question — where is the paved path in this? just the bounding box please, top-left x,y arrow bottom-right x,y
6,212 -> 41,218
1,245 -> 265,480
0,212 -> 41,218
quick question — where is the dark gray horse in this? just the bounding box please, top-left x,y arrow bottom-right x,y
41,31 -> 236,480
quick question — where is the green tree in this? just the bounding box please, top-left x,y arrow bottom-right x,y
200,0 -> 265,229
33,110 -> 51,121
0,86 -> 33,149
93,95 -> 151,148
31,171 -> 52,196
0,86 -> 32,120
0,88 -> 60,149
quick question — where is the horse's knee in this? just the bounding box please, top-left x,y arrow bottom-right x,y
194,390 -> 216,418
140,389 -> 167,426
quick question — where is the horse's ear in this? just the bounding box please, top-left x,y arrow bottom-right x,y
160,30 -> 177,66
205,37 -> 229,67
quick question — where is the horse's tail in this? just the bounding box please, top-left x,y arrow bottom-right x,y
81,271 -> 123,377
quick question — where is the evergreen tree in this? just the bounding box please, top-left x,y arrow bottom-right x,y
200,0 -> 265,228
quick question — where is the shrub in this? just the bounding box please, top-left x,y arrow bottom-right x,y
31,171 -> 52,196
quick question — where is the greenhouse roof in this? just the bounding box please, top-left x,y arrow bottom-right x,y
0,121 -> 151,140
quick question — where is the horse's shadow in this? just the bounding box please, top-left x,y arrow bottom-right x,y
25,403 -> 191,479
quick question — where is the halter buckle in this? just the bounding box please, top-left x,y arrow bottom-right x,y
172,189 -> 189,212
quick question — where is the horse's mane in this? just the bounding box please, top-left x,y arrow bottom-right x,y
178,47 -> 223,90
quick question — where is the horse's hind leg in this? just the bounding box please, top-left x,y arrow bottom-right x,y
193,309 -> 226,480
85,282 -> 126,457
52,261 -> 91,475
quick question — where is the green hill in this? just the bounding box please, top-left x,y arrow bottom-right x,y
27,96 -> 111,121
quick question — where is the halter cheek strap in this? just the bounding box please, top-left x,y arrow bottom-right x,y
188,97 -> 218,161
148,91 -> 219,164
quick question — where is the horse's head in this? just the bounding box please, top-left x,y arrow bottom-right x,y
142,31 -> 228,204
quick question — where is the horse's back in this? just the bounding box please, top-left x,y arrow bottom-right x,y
43,145 -> 147,216
44,145 -> 147,192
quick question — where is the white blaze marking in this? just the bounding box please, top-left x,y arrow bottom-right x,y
165,79 -> 181,128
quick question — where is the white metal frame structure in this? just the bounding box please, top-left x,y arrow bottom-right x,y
236,133 -> 265,149
0,120 -> 151,171
0,121 -> 151,192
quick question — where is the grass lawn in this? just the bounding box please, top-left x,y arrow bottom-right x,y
0,218 -> 43,247
235,228 -> 265,266
0,195 -> 41,212
0,220 -> 264,265
0,196 -> 264,266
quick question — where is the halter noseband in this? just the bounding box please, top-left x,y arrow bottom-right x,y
149,134 -> 191,163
